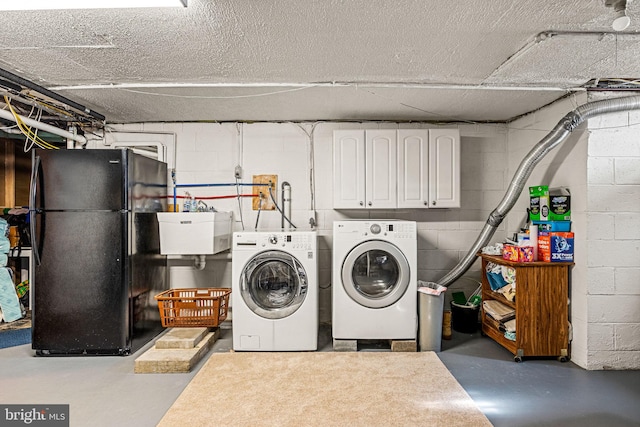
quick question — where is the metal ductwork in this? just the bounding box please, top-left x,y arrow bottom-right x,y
437,94 -> 640,287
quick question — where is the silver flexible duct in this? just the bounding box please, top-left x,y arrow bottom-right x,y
437,95 -> 640,287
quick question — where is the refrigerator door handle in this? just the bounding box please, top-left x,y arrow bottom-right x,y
30,154 -> 42,266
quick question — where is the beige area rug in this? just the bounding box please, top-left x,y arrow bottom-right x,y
158,352 -> 492,427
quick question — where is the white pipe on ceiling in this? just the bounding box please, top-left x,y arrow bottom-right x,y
0,108 -> 87,145
50,81 -> 576,93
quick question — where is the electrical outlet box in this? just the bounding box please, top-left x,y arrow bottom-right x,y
234,165 -> 243,179
252,175 -> 277,210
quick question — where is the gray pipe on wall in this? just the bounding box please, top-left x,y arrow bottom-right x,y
437,94 -> 640,287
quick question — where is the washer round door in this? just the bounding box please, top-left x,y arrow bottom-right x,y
240,250 -> 308,319
341,240 -> 410,308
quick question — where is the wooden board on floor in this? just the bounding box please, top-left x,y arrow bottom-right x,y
134,328 -> 220,374
333,338 -> 417,352
155,327 -> 210,349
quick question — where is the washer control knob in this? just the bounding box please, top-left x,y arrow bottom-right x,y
268,235 -> 278,245
370,224 -> 381,234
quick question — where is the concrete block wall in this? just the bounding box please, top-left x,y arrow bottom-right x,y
584,92 -> 640,370
103,121 -> 509,325
507,93 -> 591,368
507,92 -> 640,370
99,93 -> 640,368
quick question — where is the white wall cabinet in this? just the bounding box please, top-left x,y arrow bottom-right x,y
334,128 -> 460,209
365,130 -> 397,209
397,130 -> 429,208
397,129 -> 460,208
429,128 -> 460,208
333,129 -> 396,209
333,130 -> 365,209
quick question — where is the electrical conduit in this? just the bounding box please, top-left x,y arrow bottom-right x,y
437,95 -> 640,287
0,107 -> 87,145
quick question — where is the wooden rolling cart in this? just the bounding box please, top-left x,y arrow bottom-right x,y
479,253 -> 573,362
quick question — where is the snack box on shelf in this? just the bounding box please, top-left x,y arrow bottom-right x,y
502,244 -> 534,263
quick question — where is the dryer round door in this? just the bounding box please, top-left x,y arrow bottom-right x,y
341,240 -> 410,309
240,250 -> 308,319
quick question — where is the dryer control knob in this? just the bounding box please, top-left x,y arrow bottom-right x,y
370,224 -> 381,234
268,235 -> 278,245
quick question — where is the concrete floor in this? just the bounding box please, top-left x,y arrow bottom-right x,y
1,322 -> 639,427
438,331 -> 640,427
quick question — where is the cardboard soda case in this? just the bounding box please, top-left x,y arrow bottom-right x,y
538,231 -> 574,262
532,220 -> 571,232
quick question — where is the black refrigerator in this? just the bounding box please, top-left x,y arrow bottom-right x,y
30,148 -> 168,356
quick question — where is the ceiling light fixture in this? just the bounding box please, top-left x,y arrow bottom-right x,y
606,0 -> 632,31
0,0 -> 187,10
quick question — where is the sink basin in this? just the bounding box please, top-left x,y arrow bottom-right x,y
157,211 -> 232,255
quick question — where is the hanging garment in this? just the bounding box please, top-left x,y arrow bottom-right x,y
0,268 -> 22,323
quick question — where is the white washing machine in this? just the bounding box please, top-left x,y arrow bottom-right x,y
332,220 -> 417,340
232,230 -> 318,351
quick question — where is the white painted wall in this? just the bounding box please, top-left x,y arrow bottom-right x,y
95,92 -> 639,369
507,93 -> 589,367
583,92 -> 640,370
101,121 -> 509,325
506,92 -> 640,370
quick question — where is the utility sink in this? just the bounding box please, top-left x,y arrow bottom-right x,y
157,211 -> 232,255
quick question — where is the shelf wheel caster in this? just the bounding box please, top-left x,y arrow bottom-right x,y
514,356 -> 523,363
558,356 -> 569,363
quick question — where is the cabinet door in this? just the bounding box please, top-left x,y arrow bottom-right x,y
428,129 -> 460,208
365,130 -> 397,209
333,130 -> 366,209
397,130 -> 429,208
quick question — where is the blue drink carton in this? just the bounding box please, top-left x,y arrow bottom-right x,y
538,231 -> 574,262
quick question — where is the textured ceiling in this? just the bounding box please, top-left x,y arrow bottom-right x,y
0,0 -> 639,124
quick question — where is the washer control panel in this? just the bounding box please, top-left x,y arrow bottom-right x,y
234,231 -> 317,251
367,222 -> 415,239
335,220 -> 416,239
259,232 -> 316,250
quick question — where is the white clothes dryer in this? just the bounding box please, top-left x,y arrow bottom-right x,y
232,231 -> 318,351
332,220 -> 417,340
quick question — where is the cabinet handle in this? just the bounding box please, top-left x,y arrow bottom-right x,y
432,201 -> 436,206
359,201 -> 364,206
423,201 -> 428,206
368,201 -> 372,206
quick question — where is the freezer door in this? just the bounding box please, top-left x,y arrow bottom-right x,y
34,149 -> 125,211
32,211 -> 128,355
127,151 -> 168,213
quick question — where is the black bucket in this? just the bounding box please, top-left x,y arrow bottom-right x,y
450,301 -> 480,333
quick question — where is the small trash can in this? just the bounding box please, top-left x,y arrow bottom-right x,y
450,301 -> 480,333
417,281 -> 447,352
